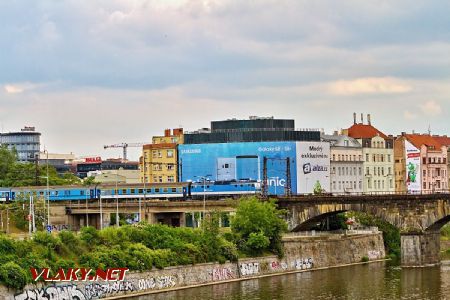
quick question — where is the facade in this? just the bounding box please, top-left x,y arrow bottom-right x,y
344,114 -> 395,193
322,133 -> 364,194
434,135 -> 450,191
140,128 -> 184,183
395,134 -> 448,193
75,157 -> 138,178
178,141 -> 330,195
0,126 -> 41,162
38,152 -> 75,174
184,116 -> 320,144
87,169 -> 140,184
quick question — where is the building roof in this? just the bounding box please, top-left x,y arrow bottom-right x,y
404,134 -> 443,150
321,134 -> 361,148
433,135 -> 450,147
143,143 -> 177,150
347,124 -> 388,139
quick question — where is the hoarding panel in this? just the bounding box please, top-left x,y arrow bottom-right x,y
405,140 -> 421,192
179,142 -> 296,195
296,142 -> 330,194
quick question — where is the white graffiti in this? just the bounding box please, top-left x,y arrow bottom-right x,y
294,258 -> 314,270
15,285 -> 86,300
239,262 -> 260,276
211,267 -> 234,281
137,275 -> 176,291
84,281 -> 134,299
368,250 -> 381,260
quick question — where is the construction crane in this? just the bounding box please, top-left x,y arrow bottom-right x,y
103,143 -> 144,161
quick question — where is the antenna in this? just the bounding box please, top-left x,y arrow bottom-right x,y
428,124 -> 431,135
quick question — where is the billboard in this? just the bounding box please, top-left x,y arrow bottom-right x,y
405,140 -> 421,192
296,142 -> 330,194
179,142 -> 297,195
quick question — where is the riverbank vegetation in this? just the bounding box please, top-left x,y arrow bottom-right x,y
0,197 -> 286,290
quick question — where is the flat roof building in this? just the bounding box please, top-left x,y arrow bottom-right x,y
0,126 -> 41,162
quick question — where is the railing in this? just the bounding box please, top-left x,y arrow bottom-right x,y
284,227 -> 379,238
276,189 -> 450,199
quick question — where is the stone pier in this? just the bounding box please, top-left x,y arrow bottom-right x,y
401,231 -> 441,267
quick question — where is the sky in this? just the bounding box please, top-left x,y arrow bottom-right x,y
1,0 -> 449,161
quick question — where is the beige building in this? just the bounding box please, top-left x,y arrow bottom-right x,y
140,128 -> 183,183
344,114 -> 395,193
88,169 -> 140,184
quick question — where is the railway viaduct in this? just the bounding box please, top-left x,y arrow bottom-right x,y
277,193 -> 450,267
45,193 -> 450,267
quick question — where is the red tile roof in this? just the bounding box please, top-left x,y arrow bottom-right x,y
405,134 -> 442,150
433,135 -> 450,147
347,124 -> 388,139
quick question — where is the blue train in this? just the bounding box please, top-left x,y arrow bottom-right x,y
0,180 -> 261,202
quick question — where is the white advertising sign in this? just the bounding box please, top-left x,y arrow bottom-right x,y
405,140 -> 421,192
296,142 -> 330,194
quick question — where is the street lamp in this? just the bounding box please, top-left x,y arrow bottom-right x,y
194,175 -> 212,225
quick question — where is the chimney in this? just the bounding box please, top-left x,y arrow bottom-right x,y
401,132 -> 406,136
367,114 -> 371,125
173,128 -> 183,136
353,112 -> 356,124
360,113 -> 363,124
164,129 -> 171,137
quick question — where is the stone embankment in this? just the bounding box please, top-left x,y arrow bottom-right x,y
5,233 -> 385,300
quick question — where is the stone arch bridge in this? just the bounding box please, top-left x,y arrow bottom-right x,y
277,193 -> 450,267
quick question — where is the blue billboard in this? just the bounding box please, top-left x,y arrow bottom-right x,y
179,142 -> 297,195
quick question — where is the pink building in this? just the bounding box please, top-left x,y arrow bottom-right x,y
403,134 -> 448,192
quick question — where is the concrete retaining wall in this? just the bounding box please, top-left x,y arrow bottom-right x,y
4,233 -> 385,300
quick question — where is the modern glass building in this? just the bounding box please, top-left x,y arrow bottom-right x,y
0,126 -> 41,162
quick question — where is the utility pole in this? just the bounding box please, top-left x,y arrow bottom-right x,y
115,176 -> 119,227
141,155 -> 145,223
46,150 -> 50,226
35,154 -> 39,185
262,157 -> 268,199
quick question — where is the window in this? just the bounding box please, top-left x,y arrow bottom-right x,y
167,164 -> 174,171
158,176 -> 163,183
359,181 -> 362,189
167,150 -> 174,158
387,155 -> 391,162
333,181 -> 336,190
373,154 -> 376,162
158,151 -> 162,158
338,154 -> 341,161
152,150 -> 158,158
366,154 -> 369,162
388,167 -> 391,175
437,168 -> 441,176
359,167 -> 362,176
380,155 -> 384,162
423,170 -> 427,177
366,167 -> 370,175
338,181 -> 342,190
168,176 -> 175,183
171,188 -> 177,192
333,154 -> 336,161
368,179 -> 372,188
332,167 -> 336,174
423,182 -> 426,189
122,189 -> 127,194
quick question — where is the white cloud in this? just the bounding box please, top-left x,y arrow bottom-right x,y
329,77 -> 412,95
3,83 -> 39,94
403,110 -> 417,120
419,100 -> 442,116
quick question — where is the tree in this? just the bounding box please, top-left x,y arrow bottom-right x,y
231,197 -> 287,256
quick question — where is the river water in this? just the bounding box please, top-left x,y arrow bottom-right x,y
131,262 -> 450,300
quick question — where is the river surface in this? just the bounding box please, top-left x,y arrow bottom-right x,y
131,262 -> 450,300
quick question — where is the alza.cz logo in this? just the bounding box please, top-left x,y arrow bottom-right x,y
31,268 -> 129,282
303,163 -> 328,174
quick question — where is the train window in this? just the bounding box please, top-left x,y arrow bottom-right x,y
64,190 -> 70,196
171,188 -> 177,193
234,185 -> 238,187
251,184 -> 255,187
240,184 -> 243,187
80,190 -> 85,196
55,191 -> 59,196
130,189 -> 136,194
163,188 -> 168,193
138,189 -> 143,194
155,188 -> 160,193
39,191 -> 44,196
146,189 -> 152,193
206,185 -> 210,188
122,189 -> 127,194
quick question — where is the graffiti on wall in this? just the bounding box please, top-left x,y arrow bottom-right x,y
239,262 -> 260,276
368,250 -> 381,260
84,281 -> 134,299
293,258 -> 314,270
14,284 -> 87,300
137,275 -> 176,291
211,267 -> 234,281
270,261 -> 288,271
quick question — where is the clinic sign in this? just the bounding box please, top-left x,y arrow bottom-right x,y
296,142 -> 330,194
405,140 -> 421,193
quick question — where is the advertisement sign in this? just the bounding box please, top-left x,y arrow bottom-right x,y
179,142 -> 297,195
296,142 -> 330,194
85,156 -> 102,163
405,140 -> 421,192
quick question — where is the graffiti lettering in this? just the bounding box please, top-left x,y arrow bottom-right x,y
137,275 -> 176,291
84,281 -> 134,299
368,250 -> 381,260
239,262 -> 259,276
270,261 -> 288,271
14,285 -> 86,300
294,258 -> 314,270
211,268 -> 234,281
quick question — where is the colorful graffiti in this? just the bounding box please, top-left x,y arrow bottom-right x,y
293,258 -> 314,270
84,281 -> 134,299
368,250 -> 381,260
211,267 -> 234,281
14,284 -> 86,300
270,261 -> 288,271
137,275 -> 176,291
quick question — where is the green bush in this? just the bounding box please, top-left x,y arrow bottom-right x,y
0,262 -> 28,290
245,232 -> 270,256
79,226 -> 99,247
361,256 -> 369,263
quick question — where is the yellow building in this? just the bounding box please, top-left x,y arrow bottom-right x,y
140,128 -> 183,183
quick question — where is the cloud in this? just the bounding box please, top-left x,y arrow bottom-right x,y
419,100 -> 442,116
329,77 -> 412,95
403,110 -> 417,120
3,83 -> 39,94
